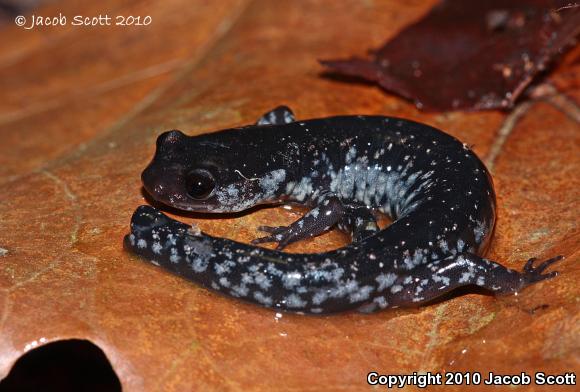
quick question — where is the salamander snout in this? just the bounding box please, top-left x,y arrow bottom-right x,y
141,161 -> 195,210
141,132 -> 222,212
141,161 -> 170,203
141,130 -> 191,207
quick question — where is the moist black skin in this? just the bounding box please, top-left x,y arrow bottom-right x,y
125,106 -> 563,314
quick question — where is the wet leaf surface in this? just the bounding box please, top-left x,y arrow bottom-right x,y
0,1 -> 578,390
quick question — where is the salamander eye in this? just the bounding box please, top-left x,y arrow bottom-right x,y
185,169 -> 215,200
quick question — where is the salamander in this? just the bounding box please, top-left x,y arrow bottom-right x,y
124,106 -> 563,314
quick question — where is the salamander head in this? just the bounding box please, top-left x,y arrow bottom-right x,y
142,130 -> 292,213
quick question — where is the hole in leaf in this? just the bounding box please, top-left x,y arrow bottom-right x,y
0,339 -> 122,392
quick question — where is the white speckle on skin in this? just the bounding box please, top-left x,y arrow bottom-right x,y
152,242 -> 163,254
345,146 -> 357,164
231,284 -> 249,297
166,233 -> 177,246
253,291 -> 273,306
474,220 -> 487,243
214,260 -> 233,275
266,263 -> 283,277
278,271 -> 300,291
241,273 -> 253,285
259,169 -> 286,192
390,285 -> 403,294
169,248 -> 181,263
438,239 -> 449,253
254,273 -> 272,290
328,279 -> 359,299
285,293 -> 307,308
458,271 -> 474,283
349,285 -> 374,303
285,181 -> 296,194
137,239 -> 147,249
376,273 -> 397,291
373,296 -> 388,309
191,257 -> 209,272
312,290 -> 329,305
290,177 -> 313,201
432,274 -> 451,286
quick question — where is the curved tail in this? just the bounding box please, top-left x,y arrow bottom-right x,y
124,205 -> 374,313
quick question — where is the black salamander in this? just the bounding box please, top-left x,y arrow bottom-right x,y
124,106 -> 562,314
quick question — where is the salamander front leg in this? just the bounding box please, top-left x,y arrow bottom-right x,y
256,105 -> 295,125
252,193 -> 345,250
384,253 -> 563,308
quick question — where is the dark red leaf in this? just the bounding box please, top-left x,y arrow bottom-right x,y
321,0 -> 580,111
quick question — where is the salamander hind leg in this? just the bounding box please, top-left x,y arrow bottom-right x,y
520,255 -> 563,286
251,193 -> 345,250
256,105 -> 295,125
384,252 -> 563,308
